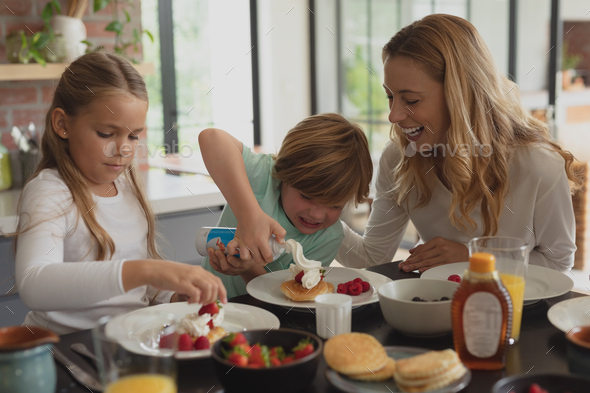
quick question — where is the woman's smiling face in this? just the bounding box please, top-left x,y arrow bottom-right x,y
383,56 -> 451,152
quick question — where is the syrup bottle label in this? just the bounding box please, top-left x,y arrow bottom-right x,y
463,292 -> 502,358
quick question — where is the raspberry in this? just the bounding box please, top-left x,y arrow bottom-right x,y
361,281 -> 370,292
348,282 -> 362,296
448,274 -> 461,283
353,278 -> 363,283
337,283 -> 349,294
295,271 -> 304,283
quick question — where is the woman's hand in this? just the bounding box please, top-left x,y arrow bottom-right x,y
228,208 -> 287,266
398,237 -> 469,273
122,260 -> 227,305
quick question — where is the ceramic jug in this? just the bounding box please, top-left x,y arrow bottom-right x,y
0,326 -> 59,393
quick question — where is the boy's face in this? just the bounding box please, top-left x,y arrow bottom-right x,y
281,183 -> 347,235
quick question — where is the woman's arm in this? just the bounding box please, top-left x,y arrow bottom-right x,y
336,143 -> 410,267
199,128 -> 286,264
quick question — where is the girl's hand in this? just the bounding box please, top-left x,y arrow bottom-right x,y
228,208 -> 287,266
170,293 -> 189,303
398,237 -> 469,274
123,260 -> 227,305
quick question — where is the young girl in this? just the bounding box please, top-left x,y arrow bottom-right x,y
200,113 -> 373,298
14,52 -> 226,335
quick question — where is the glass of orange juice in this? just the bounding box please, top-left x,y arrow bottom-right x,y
92,316 -> 177,393
468,236 -> 528,344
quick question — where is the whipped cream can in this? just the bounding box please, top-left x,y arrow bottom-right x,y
195,227 -> 286,260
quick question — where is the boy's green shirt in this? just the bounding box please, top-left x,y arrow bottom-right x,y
202,144 -> 344,299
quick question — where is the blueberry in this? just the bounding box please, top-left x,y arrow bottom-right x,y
412,297 -> 422,302
432,299 -> 439,302
420,299 -> 427,302
440,297 -> 450,301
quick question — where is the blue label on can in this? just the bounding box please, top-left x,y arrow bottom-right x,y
206,228 -> 239,257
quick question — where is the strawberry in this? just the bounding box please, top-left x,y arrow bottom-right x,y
207,320 -> 214,329
361,281 -> 370,292
293,339 -> 314,360
294,271 -> 304,283
320,269 -> 326,281
199,302 -> 220,316
249,344 -> 262,355
227,352 -> 248,367
528,384 -> 548,393
448,274 -> 462,283
159,333 -> 176,349
178,333 -> 193,351
269,346 -> 285,359
193,336 -> 210,350
247,363 -> 262,369
348,282 -> 363,296
248,345 -> 270,367
282,355 -> 295,365
270,357 -> 282,367
235,343 -> 252,352
353,277 -> 363,283
337,283 -> 348,294
223,332 -> 248,348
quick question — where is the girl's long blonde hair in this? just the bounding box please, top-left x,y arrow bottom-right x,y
13,52 -> 161,261
383,14 -> 582,236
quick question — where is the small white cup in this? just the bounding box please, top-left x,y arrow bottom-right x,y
315,294 -> 352,339
50,15 -> 87,63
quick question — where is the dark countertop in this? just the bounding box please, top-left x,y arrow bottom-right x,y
53,262 -> 584,393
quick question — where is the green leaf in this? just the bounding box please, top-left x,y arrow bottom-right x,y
51,0 -> 61,14
94,0 -> 110,13
144,29 -> 154,43
30,50 -> 46,66
133,28 -> 139,41
80,40 -> 93,46
124,9 -> 131,22
41,3 -> 53,23
105,21 -> 123,34
31,32 -> 50,50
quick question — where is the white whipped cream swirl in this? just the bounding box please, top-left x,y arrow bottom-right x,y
178,313 -> 211,337
285,239 -> 323,289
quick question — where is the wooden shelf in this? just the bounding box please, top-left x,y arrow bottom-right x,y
0,62 -> 155,81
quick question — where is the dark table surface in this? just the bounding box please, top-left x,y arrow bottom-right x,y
53,262 -> 585,393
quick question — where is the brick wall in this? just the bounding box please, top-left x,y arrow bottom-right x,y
564,21 -> 590,74
0,0 -> 148,183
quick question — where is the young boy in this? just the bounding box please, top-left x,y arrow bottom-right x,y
199,113 -> 373,298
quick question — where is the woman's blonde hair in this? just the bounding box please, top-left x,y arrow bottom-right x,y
273,113 -> 373,207
382,14 -> 582,236
13,52 -> 161,261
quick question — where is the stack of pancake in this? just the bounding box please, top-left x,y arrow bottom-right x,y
323,333 -> 396,381
280,279 -> 334,301
393,349 -> 467,392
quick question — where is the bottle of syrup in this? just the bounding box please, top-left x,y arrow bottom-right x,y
451,252 -> 512,370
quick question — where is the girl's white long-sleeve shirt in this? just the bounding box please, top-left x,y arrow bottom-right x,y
337,142 -> 576,272
15,169 -> 173,335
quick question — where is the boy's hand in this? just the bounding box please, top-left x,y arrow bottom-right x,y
208,248 -> 255,276
229,209 -> 287,265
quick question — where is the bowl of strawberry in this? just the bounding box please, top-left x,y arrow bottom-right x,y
492,373 -> 590,393
211,328 -> 323,393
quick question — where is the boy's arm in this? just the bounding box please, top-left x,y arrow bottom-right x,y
199,128 -> 286,265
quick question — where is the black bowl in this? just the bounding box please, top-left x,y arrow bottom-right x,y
492,373 -> 590,393
211,328 -> 322,393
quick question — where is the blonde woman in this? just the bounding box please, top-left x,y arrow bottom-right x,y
337,14 -> 581,273
13,52 -> 226,334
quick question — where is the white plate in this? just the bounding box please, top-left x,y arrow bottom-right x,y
547,297 -> 590,333
420,262 -> 574,302
246,267 -> 392,310
325,346 -> 471,393
105,302 -> 280,359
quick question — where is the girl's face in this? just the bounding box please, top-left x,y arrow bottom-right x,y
280,183 -> 346,235
383,56 -> 451,152
55,94 -> 147,196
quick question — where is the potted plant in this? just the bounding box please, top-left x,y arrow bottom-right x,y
84,0 -> 153,63
562,41 -> 583,90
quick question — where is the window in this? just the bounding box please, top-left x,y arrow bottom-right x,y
142,0 -> 256,158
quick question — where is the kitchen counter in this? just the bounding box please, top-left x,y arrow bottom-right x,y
0,170 -> 226,233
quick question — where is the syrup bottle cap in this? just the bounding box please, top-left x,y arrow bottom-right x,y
469,252 -> 496,273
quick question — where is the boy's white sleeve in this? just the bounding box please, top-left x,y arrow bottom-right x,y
15,181 -> 127,311
336,143 -> 410,267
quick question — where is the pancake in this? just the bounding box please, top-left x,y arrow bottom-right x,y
280,280 -> 334,301
349,357 -> 396,381
206,326 -> 227,345
323,333 -> 389,375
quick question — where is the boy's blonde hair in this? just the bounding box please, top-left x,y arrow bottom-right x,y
382,14 -> 582,236
273,113 -> 372,206
14,52 -> 161,261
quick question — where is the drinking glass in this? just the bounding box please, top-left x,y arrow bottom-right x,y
315,294 -> 352,339
468,236 -> 528,344
92,316 -> 177,393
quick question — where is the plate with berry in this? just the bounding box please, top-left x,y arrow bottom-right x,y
420,262 -> 573,304
105,301 -> 280,359
246,267 -> 392,312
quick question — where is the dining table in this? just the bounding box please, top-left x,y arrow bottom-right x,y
52,261 -> 586,393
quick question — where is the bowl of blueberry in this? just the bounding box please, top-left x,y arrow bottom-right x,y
377,278 -> 459,337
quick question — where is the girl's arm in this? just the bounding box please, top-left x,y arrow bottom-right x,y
199,128 -> 286,265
